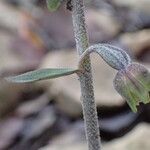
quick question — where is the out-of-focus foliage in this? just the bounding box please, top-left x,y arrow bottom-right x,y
46,0 -> 61,11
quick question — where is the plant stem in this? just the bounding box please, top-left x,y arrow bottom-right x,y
71,0 -> 101,150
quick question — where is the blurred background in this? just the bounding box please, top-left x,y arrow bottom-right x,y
0,0 -> 150,149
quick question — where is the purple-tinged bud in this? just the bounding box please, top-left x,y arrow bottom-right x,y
113,63 -> 150,112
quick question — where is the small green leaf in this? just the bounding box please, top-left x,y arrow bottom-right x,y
6,68 -> 78,83
46,0 -> 61,11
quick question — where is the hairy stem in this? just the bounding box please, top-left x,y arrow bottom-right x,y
71,0 -> 101,150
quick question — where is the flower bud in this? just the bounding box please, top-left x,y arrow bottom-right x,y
79,44 -> 132,70
113,63 -> 150,112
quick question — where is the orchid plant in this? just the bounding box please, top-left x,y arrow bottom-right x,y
6,0 -> 150,150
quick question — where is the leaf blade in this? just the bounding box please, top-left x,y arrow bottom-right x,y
6,68 -> 78,83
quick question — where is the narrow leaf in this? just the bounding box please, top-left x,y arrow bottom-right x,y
46,0 -> 61,11
6,68 -> 78,83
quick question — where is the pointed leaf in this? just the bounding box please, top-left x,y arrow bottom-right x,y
6,68 -> 78,83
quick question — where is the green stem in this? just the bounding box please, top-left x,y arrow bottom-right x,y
71,0 -> 101,150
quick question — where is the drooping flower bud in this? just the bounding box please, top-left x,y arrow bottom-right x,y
79,44 -> 132,70
114,63 -> 150,112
